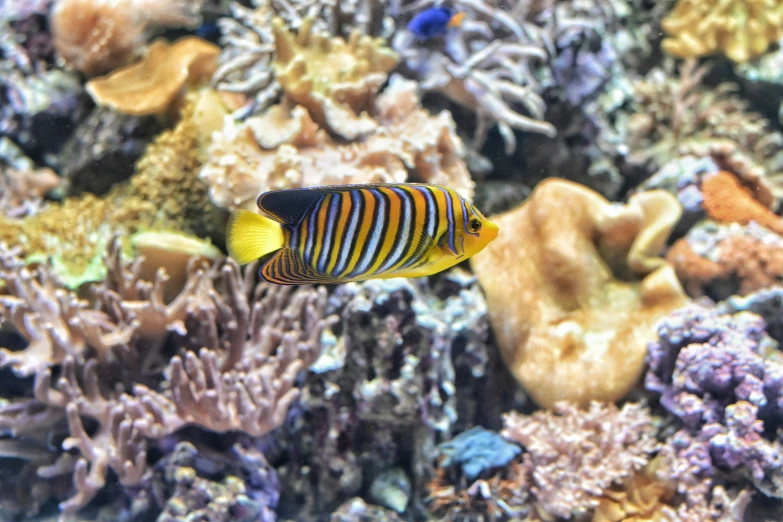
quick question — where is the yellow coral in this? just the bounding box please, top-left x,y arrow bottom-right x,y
271,16 -> 399,139
662,0 -> 783,63
86,37 -> 220,115
470,179 -> 690,409
0,89 -> 229,287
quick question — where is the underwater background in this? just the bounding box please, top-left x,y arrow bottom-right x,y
2,0 -> 783,520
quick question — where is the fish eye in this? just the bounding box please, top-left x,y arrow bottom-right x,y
469,218 -> 482,232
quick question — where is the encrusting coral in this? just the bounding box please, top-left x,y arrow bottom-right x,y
50,0 -> 206,75
86,36 -> 220,115
470,178 -> 690,408
661,0 -> 783,63
200,75 -> 474,211
646,302 -> 783,500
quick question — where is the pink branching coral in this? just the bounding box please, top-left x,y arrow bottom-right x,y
50,0 -> 206,75
501,401 -> 659,519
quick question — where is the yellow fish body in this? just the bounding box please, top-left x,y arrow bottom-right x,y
226,183 -> 499,285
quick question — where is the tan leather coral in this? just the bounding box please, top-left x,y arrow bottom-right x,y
470,179 -> 689,408
86,37 -> 220,115
662,0 -> 783,63
271,16 -> 399,140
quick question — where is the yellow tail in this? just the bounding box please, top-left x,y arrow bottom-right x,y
226,209 -> 285,265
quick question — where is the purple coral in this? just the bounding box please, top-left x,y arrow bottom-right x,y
646,302 -> 783,497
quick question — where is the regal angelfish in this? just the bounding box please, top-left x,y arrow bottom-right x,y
226,183 -> 499,285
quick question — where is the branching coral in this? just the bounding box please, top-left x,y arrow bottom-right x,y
0,237 -> 335,515
200,76 -> 474,211
50,0 -> 206,75
615,60 -> 783,194
662,0 -> 783,63
470,178 -> 689,408
502,401 -> 658,520
391,0 -> 555,154
86,36 -> 220,115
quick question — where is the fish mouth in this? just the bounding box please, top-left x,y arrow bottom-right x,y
485,221 -> 499,241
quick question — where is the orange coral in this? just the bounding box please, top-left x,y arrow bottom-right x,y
470,179 -> 689,408
86,37 -> 220,115
593,472 -> 672,522
702,171 -> 783,234
668,234 -> 783,296
51,0 -> 204,76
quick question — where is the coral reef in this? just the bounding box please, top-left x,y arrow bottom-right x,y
0,239 -> 335,515
0,88 -> 227,287
471,178 -> 689,408
272,270 -> 490,518
662,0 -> 783,63
7,1 -> 783,520
601,60 -> 783,195
201,76 -> 474,211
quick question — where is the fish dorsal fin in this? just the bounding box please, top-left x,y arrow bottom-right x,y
260,248 -> 338,285
257,184 -> 421,225
257,188 -> 327,226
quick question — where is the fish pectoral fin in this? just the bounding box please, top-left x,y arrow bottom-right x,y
226,209 -> 284,265
260,248 -> 340,285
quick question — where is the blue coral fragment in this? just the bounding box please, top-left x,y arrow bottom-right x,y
437,426 -> 521,480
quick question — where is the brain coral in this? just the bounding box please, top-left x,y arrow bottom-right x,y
471,179 -> 690,408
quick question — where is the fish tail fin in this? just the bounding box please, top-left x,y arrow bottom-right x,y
448,12 -> 465,28
226,209 -> 284,265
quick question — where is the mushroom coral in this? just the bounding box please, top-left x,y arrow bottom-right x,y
661,0 -> 783,63
470,179 -> 689,408
86,37 -> 220,116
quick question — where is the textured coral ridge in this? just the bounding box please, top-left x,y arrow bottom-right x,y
471,178 -> 690,408
0,240 -> 333,515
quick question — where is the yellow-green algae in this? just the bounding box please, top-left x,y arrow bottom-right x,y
0,88 -> 229,288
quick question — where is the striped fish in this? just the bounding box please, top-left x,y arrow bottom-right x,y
226,183 -> 499,285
